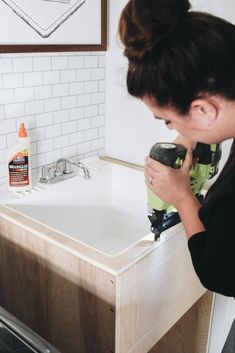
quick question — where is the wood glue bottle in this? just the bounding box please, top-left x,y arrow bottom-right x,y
7,123 -> 31,191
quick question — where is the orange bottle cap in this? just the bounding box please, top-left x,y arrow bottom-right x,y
18,123 -> 27,137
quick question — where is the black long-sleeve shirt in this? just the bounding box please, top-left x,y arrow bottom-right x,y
188,140 -> 235,297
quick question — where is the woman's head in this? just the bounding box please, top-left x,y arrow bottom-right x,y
119,0 -> 235,115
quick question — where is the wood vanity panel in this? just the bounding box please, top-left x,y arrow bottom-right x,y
0,203 -> 212,353
148,291 -> 213,353
0,216 -> 116,353
117,230 -> 206,353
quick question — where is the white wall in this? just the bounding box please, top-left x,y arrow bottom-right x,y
0,52 -> 105,186
105,0 -> 233,168
105,0 -> 176,166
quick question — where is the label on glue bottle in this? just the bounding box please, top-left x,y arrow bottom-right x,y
8,149 -> 29,187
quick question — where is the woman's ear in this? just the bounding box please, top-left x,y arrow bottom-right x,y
189,98 -> 219,129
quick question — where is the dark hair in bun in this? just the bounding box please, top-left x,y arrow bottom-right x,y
119,0 -> 191,60
119,0 -> 235,114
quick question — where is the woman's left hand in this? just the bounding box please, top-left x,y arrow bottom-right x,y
144,148 -> 194,209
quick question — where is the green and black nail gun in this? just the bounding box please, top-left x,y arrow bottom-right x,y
147,142 -> 222,240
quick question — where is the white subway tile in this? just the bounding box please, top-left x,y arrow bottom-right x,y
84,81 -> 98,93
13,58 -> 33,72
62,121 -> 76,135
92,115 -> 105,128
31,153 -> 46,169
99,127 -> 105,138
0,164 -> 6,178
0,76 -> 2,89
5,103 -> 24,119
60,52 -> 77,57
15,87 -> 34,103
92,92 -> 105,104
77,118 -> 91,131
61,96 -> 76,109
69,56 -> 84,69
30,142 -> 37,156
33,57 -> 51,71
0,119 -> 16,135
84,56 -> 99,68
91,68 -> 105,80
7,132 -> 18,148
29,127 -> 45,142
0,149 -> 7,163
70,131 -> 84,145
0,106 -> 4,120
24,72 -> 43,87
3,73 -> 23,88
84,128 -> 98,141
0,59 -> 12,74
53,83 -> 69,97
77,69 -> 91,81
46,149 -> 62,164
54,135 -> 70,148
84,105 -> 98,118
45,124 -> 61,138
91,138 -> 105,150
53,110 -> 69,123
77,141 -> 91,154
69,107 -> 84,121
69,82 -> 84,95
77,94 -> 91,107
52,57 -> 69,70
36,112 -> 53,127
0,176 -> 6,185
43,71 -> 60,84
99,80 -> 105,92
0,89 -> 14,105
25,100 -> 44,115
99,103 -> 105,115
0,135 -> 6,149
44,98 -> 60,112
61,70 -> 76,83
34,85 -> 52,100
85,150 -> 99,158
37,139 -> 54,153
62,145 -> 77,158
99,55 -> 106,68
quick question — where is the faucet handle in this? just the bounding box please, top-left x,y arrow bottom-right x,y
40,163 -> 55,181
56,160 -> 73,174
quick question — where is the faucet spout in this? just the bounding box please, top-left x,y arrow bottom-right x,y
56,158 -> 91,180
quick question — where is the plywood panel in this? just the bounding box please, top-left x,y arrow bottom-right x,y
0,216 -> 116,353
148,291 -> 213,353
117,230 -> 206,353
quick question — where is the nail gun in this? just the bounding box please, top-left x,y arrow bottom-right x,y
147,142 -> 222,240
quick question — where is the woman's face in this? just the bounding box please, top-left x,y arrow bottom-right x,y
142,95 -> 225,144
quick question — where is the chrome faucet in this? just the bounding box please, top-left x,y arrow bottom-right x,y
39,158 -> 91,184
56,158 -> 91,180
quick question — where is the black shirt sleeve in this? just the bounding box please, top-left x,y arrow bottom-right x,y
188,196 -> 235,297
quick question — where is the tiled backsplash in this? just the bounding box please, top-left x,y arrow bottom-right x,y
0,52 -> 105,186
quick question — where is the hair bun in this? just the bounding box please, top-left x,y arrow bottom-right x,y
119,0 -> 191,60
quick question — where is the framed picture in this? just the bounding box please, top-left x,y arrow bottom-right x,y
0,0 -> 107,52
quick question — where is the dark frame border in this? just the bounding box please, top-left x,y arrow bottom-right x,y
0,0 -> 107,53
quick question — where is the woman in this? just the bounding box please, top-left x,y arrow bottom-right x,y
119,0 -> 235,352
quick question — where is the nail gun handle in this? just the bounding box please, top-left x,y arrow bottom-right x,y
149,143 -> 187,168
